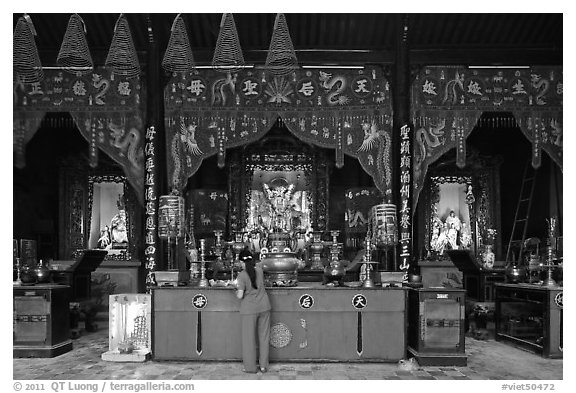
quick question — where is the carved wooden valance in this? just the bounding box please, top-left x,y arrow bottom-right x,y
164,66 -> 393,197
411,65 -> 562,210
13,68 -> 146,204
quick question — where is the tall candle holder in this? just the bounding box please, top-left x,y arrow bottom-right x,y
329,230 -> 342,262
214,230 -> 229,280
362,238 -> 378,288
14,257 -> 22,285
541,246 -> 558,287
542,217 -> 559,287
198,239 -> 210,288
309,231 -> 325,270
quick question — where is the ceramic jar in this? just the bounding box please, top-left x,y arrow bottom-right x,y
323,260 -> 346,282
482,244 -> 495,269
34,260 -> 51,283
505,263 -> 527,283
19,264 -> 37,285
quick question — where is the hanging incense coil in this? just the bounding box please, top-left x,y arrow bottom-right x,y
265,13 -> 298,76
162,14 -> 196,74
57,14 -> 94,74
106,14 -> 140,78
212,13 -> 245,73
13,14 -> 43,83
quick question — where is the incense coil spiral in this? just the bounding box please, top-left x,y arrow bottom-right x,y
13,15 -> 44,83
265,13 -> 299,76
57,14 -> 94,74
162,14 -> 196,74
212,13 -> 245,74
106,14 -> 140,78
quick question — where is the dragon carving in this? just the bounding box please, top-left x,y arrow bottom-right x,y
550,119 -> 562,147
92,74 -> 110,105
442,71 -> 464,105
211,73 -> 237,106
107,118 -> 144,170
415,119 -> 446,168
531,74 -> 550,106
357,121 -> 392,190
319,71 -> 350,105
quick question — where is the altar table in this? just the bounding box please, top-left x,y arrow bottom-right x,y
152,284 -> 407,362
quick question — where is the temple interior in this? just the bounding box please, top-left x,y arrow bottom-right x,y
11,12 -> 564,382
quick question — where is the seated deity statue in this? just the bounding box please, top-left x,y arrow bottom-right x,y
447,223 -> 459,250
110,209 -> 128,247
445,210 -> 462,231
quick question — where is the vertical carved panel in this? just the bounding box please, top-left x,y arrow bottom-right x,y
69,183 -> 85,256
228,151 -> 243,232
314,150 -> 329,231
59,162 -> 87,260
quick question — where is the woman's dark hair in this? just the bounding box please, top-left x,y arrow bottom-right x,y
239,249 -> 257,289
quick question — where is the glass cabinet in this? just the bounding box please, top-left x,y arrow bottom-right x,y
495,283 -> 562,358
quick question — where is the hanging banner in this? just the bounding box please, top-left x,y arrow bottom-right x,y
164,67 -> 393,196
344,188 -> 382,234
411,66 -> 563,210
13,67 -> 146,204
187,189 -> 228,235
144,126 -> 158,287
398,124 -> 412,275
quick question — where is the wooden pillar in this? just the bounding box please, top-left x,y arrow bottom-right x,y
392,15 -> 413,275
143,15 -> 167,288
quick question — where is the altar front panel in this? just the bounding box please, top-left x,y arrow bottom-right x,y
152,285 -> 407,362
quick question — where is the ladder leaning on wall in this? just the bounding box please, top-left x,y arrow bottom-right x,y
505,161 -> 538,263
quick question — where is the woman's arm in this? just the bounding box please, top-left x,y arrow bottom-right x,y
235,289 -> 244,299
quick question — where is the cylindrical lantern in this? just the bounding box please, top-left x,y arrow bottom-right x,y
158,195 -> 186,239
370,203 -> 398,247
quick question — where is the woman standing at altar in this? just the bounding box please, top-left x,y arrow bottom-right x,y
234,249 -> 271,373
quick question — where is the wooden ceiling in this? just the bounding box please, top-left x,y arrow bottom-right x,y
14,13 -> 563,66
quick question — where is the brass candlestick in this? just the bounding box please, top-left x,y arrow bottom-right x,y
362,238 -> 377,288
310,231 -> 325,270
541,246 -> 557,287
14,257 -> 22,285
198,239 -> 209,288
214,230 -> 229,280
329,230 -> 341,261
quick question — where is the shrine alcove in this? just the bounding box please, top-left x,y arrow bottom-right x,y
13,112 -> 145,306
415,112 -> 563,265
182,121 -> 381,261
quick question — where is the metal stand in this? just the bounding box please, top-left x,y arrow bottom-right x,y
198,239 -> 209,288
309,231 -> 324,270
542,247 -> 557,287
214,230 -> 229,280
14,257 -> 22,285
362,239 -> 378,288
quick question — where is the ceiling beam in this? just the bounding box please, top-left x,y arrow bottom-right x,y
38,47 -> 562,69
409,47 -> 562,66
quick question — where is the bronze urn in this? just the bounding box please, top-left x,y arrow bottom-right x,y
323,260 -> 346,285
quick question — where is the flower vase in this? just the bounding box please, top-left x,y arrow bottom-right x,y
482,244 -> 495,269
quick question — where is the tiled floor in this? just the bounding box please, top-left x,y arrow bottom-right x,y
13,324 -> 563,380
